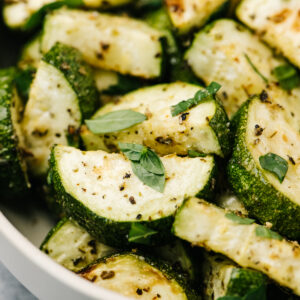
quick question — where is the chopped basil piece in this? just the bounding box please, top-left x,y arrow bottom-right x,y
170,82 -> 221,116
259,153 -> 288,183
119,143 -> 145,161
255,226 -> 283,241
85,110 -> 146,134
217,284 -> 266,300
119,143 -> 165,192
244,53 -> 268,84
187,150 -> 206,158
128,223 -> 158,245
225,212 -> 255,225
273,64 -> 300,91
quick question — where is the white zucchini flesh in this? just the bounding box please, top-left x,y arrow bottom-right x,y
185,19 -> 283,117
80,254 -> 188,299
54,145 -> 214,222
41,9 -> 164,79
173,197 -> 300,296
22,61 -> 81,176
81,82 -> 223,156
3,0 -> 133,28
165,0 -> 228,34
92,69 -> 119,92
237,0 -> 300,69
246,98 -> 300,208
41,219 -> 114,272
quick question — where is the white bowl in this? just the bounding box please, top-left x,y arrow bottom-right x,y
0,203 -> 128,300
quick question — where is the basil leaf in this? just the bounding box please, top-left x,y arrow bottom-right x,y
171,82 -> 221,116
259,153 -> 288,183
140,149 -> 165,175
225,213 -> 255,225
131,161 -> 165,193
244,284 -> 266,300
255,226 -> 283,241
119,142 -> 145,161
244,53 -> 268,84
128,223 -> 157,245
217,297 -> 241,300
187,150 -> 206,158
273,64 -> 300,90
86,110 -> 146,134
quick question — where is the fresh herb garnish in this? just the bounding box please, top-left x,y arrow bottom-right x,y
255,226 -> 283,241
187,150 -> 206,158
273,64 -> 300,90
128,223 -> 158,245
119,143 -> 165,192
85,110 -> 146,134
225,212 -> 255,225
244,53 -> 268,84
170,82 -> 221,116
259,153 -> 288,183
217,284 -> 267,300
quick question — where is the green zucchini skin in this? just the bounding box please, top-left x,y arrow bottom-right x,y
79,252 -> 199,299
42,42 -> 98,120
0,68 -> 30,199
228,97 -> 300,240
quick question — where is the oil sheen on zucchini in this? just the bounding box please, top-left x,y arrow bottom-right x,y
79,252 -> 198,299
202,252 -> 267,299
3,0 -> 134,29
49,145 -> 216,247
81,82 -> 231,157
228,96 -> 300,240
173,197 -> 300,296
41,8 -> 165,79
185,19 -> 284,118
0,68 -> 30,199
22,42 -> 98,176
237,0 -> 300,69
41,218 -> 115,272
165,0 -> 229,35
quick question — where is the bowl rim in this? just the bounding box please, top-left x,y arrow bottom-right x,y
0,210 -> 128,300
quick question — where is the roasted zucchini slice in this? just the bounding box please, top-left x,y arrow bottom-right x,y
165,0 -> 229,35
81,82 -> 231,157
41,218 -> 115,272
79,252 -> 198,299
41,8 -> 165,79
237,0 -> 300,69
0,68 -> 30,199
185,19 -> 284,117
49,145 -> 216,247
3,0 -> 134,30
202,252 -> 267,299
22,42 -> 98,177
228,95 -> 300,240
173,197 -> 300,296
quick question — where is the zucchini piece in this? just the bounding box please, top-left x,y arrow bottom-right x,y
18,34 -> 42,70
22,42 -> 98,177
202,252 -> 267,299
41,218 -> 115,272
165,0 -> 229,35
79,252 -> 198,299
173,197 -> 300,296
0,68 -> 30,199
185,19 -> 285,117
93,69 -> 142,95
144,8 -> 199,84
49,145 -> 216,247
41,8 -> 165,79
237,0 -> 300,69
216,191 -> 248,216
81,82 -> 231,157
3,0 -> 134,30
228,96 -> 300,240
